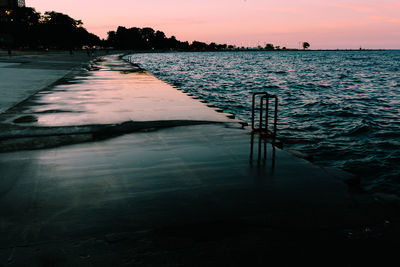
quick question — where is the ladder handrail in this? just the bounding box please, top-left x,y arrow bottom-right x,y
251,92 -> 278,140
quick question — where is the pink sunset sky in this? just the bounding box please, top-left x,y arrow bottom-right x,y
28,0 -> 400,49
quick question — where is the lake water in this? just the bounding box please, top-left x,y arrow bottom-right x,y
127,51 -> 400,196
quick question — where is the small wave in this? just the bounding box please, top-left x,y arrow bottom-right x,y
375,131 -> 400,138
303,101 -> 339,108
326,110 -> 358,118
172,81 -> 183,87
263,85 -> 280,89
235,104 -> 246,109
348,57 -> 370,61
274,71 -> 287,75
300,125 -> 320,131
376,141 -> 400,150
342,123 -> 371,137
318,84 -> 332,89
343,158 -> 384,177
303,102 -> 318,107
292,113 -> 310,118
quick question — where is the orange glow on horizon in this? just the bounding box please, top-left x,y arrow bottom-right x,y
28,0 -> 400,49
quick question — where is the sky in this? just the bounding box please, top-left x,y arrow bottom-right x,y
28,0 -> 400,49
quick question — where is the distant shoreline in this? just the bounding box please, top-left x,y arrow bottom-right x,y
1,48 -> 396,57
124,48 -> 394,54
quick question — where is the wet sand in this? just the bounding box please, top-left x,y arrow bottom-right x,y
0,53 -> 399,266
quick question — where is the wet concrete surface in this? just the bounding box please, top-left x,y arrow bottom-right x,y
1,55 -> 238,127
0,120 -> 226,152
0,53 -> 399,266
0,124 -> 399,266
0,51 -> 105,114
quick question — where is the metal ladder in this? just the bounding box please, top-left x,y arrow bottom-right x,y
251,92 -> 278,141
249,92 -> 279,167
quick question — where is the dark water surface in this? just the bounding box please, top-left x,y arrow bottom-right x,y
127,51 -> 400,196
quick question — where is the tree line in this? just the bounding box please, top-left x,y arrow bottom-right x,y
104,26 -> 235,51
0,7 -> 100,50
0,6 -> 310,51
0,6 -> 234,51
104,28 -> 310,51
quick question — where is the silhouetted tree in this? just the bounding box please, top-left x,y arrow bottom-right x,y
141,27 -> 155,46
191,41 -> 208,51
265,43 -> 275,50
0,7 -> 101,49
167,35 -> 179,49
39,11 -> 100,49
106,30 -> 117,47
217,44 -> 227,50
302,42 -> 310,49
209,42 -> 217,50
179,41 -> 190,50
0,7 -> 40,48
154,30 -> 167,49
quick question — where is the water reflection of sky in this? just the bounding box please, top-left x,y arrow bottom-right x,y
26,56 -> 235,126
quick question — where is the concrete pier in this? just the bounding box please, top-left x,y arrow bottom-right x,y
0,53 -> 399,266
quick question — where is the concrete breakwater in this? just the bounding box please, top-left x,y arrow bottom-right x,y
0,52 -> 399,266
0,53 -> 240,152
